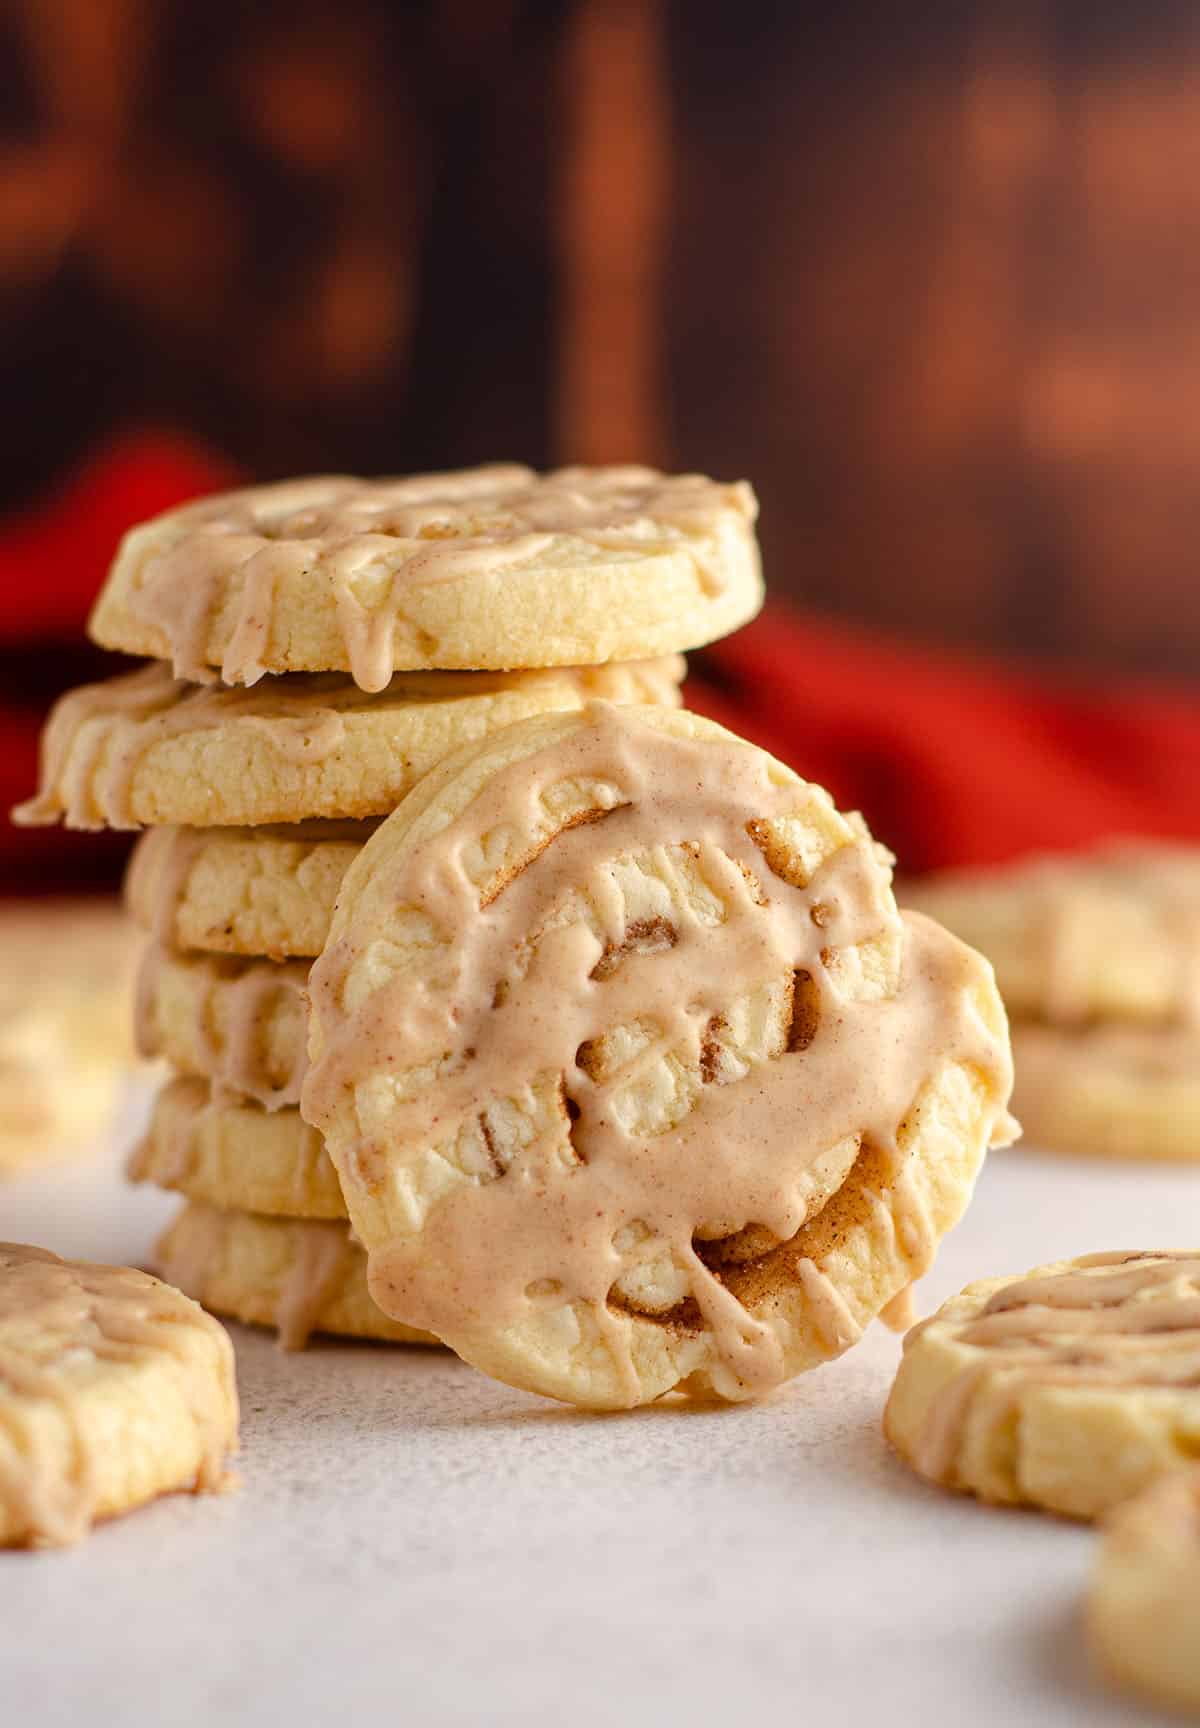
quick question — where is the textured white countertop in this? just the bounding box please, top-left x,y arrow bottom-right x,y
1,1084 -> 1195,1728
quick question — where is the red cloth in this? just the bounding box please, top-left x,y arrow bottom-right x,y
3,432 -> 1199,886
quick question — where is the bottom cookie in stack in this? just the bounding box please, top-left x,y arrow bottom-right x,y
155,1203 -> 436,1350
130,939 -> 437,1350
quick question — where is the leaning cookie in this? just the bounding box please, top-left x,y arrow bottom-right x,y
885,1252 -> 1200,1519
905,842 -> 1200,1027
0,1242 -> 237,1546
130,1079 -> 342,1219
1089,1466 -> 1200,1715
154,1202 -> 437,1350
126,822 -> 369,960
88,466 -> 760,686
1013,1023 -> 1200,1162
303,702 -> 1014,1410
15,656 -> 684,831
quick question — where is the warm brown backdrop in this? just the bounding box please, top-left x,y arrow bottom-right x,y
3,0 -> 1199,681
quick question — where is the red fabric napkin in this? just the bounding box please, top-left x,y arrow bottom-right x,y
3,433 -> 1198,889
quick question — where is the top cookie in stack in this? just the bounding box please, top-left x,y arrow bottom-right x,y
15,464 -> 763,1345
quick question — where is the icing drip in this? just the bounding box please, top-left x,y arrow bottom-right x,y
111,466 -> 752,690
0,1242 -> 234,1545
135,943 -> 309,1109
909,1253 -> 1200,1481
276,1223 -> 354,1350
304,705 -> 1013,1404
14,657 -> 685,831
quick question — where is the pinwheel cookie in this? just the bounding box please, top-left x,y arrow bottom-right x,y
129,1078 -> 340,1219
126,822 -> 371,960
1012,1023 -> 1200,1163
905,842 -> 1200,1028
154,1203 -> 437,1350
303,703 -> 1015,1409
1089,1465 -> 1200,1714
885,1251 -> 1200,1519
0,900 -> 139,1174
15,656 -> 683,831
88,466 -> 761,686
136,943 -> 309,1108
0,1242 -> 237,1546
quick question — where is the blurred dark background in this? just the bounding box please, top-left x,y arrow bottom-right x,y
5,0 -> 1200,681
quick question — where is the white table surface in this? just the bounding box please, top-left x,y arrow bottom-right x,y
1,1082 -> 1195,1728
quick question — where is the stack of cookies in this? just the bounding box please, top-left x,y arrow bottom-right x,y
15,466 -> 763,1346
907,842 -> 1200,1161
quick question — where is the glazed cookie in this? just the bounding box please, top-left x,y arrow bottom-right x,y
88,466 -> 761,687
154,1202 -> 437,1349
885,1252 -> 1200,1519
905,842 -> 1200,1026
1089,1466 -> 1200,1714
0,1242 -> 237,1546
0,901 -> 139,1173
136,943 -> 309,1108
1013,1023 -> 1200,1162
129,1077 -> 342,1218
15,655 -> 684,831
303,703 -> 1014,1410
126,822 -> 369,960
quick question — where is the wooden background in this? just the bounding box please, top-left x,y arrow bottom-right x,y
3,0 -> 1199,682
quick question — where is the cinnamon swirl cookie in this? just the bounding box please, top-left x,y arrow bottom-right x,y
15,656 -> 684,831
885,1252 -> 1200,1518
130,1078 -> 341,1219
135,944 -> 309,1108
126,822 -> 369,961
1012,1023 -> 1200,1162
303,703 -> 1015,1409
1089,1465 -> 1200,1713
154,1203 -> 437,1350
905,842 -> 1200,1028
0,1242 -> 237,1546
88,466 -> 760,686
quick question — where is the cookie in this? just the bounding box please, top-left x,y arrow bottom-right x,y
126,822 -> 368,961
0,1241 -> 237,1546
884,1251 -> 1200,1519
1089,1466 -> 1200,1714
154,1202 -> 437,1349
0,901 -> 139,1174
904,842 -> 1200,1027
1013,1022 -> 1200,1162
89,466 -> 761,687
130,1077 -> 341,1218
303,702 -> 1014,1409
15,655 -> 685,831
136,943 -> 309,1109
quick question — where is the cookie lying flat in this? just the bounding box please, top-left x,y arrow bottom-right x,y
885,1252 -> 1200,1519
1089,1466 -> 1200,1714
89,466 -> 760,688
130,1078 -> 341,1219
0,901 -> 139,1173
127,822 -> 369,961
154,1203 -> 437,1349
0,1242 -> 237,1546
1014,1023 -> 1200,1162
15,656 -> 683,831
136,943 -> 309,1108
905,842 -> 1200,1027
304,703 -> 1014,1409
